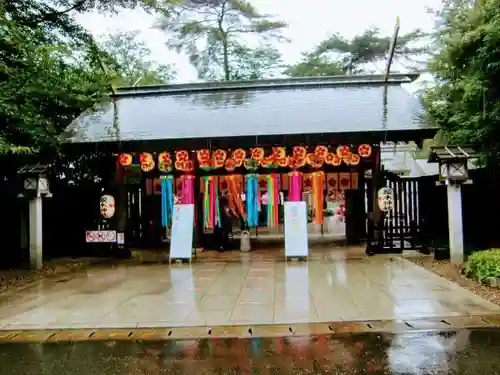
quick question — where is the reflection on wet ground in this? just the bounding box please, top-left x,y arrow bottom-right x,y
2,251 -> 499,329
1,329 -> 500,374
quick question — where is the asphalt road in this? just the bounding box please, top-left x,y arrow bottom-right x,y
1,329 -> 500,374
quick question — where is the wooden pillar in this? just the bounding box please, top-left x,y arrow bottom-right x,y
345,171 -> 366,244
114,156 -> 129,257
371,145 -> 384,250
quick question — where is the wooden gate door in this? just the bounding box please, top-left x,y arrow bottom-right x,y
378,171 -> 426,252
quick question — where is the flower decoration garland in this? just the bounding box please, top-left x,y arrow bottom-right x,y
119,144 -> 373,173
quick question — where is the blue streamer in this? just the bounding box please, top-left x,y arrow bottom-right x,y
166,177 -> 173,226
160,176 -> 174,227
160,176 -> 168,227
246,175 -> 259,228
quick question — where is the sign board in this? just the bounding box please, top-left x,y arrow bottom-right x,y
169,204 -> 195,261
85,230 -> 116,243
123,165 -> 142,185
116,232 -> 125,245
284,201 -> 308,257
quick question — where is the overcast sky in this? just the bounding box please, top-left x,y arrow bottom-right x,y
76,0 -> 441,82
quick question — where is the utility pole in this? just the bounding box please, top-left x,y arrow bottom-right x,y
384,16 -> 400,82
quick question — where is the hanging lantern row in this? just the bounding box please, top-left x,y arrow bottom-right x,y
119,151 -> 194,173
117,144 -> 372,173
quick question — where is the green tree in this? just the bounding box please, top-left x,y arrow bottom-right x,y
98,30 -> 175,86
284,53 -> 343,77
156,0 -> 287,80
424,0 -> 500,164
285,26 -> 428,77
0,12 -> 111,156
225,44 -> 283,80
0,0 -> 158,156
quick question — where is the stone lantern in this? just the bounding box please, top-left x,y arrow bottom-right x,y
18,164 -> 52,270
429,146 -> 476,266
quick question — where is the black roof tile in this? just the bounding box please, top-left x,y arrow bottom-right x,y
61,74 -> 435,147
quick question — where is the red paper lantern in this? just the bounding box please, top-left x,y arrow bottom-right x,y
139,152 -> 153,164
350,154 -> 361,166
358,144 -> 372,158
175,150 -> 189,162
225,158 -> 236,172
336,145 -> 350,158
118,153 -> 132,166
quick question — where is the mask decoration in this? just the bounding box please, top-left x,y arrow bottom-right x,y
100,195 -> 115,218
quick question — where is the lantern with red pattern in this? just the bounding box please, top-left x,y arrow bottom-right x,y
118,153 -> 132,166
358,144 -> 372,158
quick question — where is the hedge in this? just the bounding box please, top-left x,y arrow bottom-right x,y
465,249 -> 500,282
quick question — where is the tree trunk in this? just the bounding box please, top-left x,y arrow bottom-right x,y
222,39 -> 230,80
218,0 -> 230,81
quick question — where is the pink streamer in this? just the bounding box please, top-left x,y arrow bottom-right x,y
273,174 -> 279,224
289,173 -> 302,201
209,179 -> 216,225
181,175 -> 195,204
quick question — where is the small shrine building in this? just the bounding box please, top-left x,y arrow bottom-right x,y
61,73 -> 437,255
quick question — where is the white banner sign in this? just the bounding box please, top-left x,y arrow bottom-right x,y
85,230 -> 117,243
169,204 -> 195,261
284,201 -> 309,257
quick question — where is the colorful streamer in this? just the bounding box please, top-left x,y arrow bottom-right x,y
289,171 -> 302,201
311,171 -> 325,224
180,175 -> 195,204
227,175 -> 247,221
160,175 -> 174,227
202,176 -> 220,229
266,173 -> 279,228
245,174 -> 259,228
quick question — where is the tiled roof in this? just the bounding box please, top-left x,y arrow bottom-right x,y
61,74 -> 435,147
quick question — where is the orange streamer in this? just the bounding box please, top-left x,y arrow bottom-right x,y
226,175 -> 247,221
311,171 -> 325,224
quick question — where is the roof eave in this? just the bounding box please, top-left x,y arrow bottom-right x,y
62,127 -> 439,153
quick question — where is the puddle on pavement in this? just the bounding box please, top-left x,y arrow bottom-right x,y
1,329 -> 500,374
2,314 -> 500,344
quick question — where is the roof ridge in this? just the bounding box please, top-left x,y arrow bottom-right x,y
113,73 -> 419,98
115,73 -> 419,95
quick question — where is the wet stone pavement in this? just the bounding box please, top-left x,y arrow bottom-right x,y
1,251 -> 500,329
1,329 -> 500,374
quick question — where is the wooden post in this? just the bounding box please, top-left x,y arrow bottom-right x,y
114,156 -> 129,257
371,145 -> 384,250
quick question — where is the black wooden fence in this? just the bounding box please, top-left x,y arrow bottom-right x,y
0,182 -> 101,269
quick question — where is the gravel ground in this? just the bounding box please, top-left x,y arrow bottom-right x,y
0,258 -> 99,294
408,256 -> 500,307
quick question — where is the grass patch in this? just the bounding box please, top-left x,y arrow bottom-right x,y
465,249 -> 500,282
